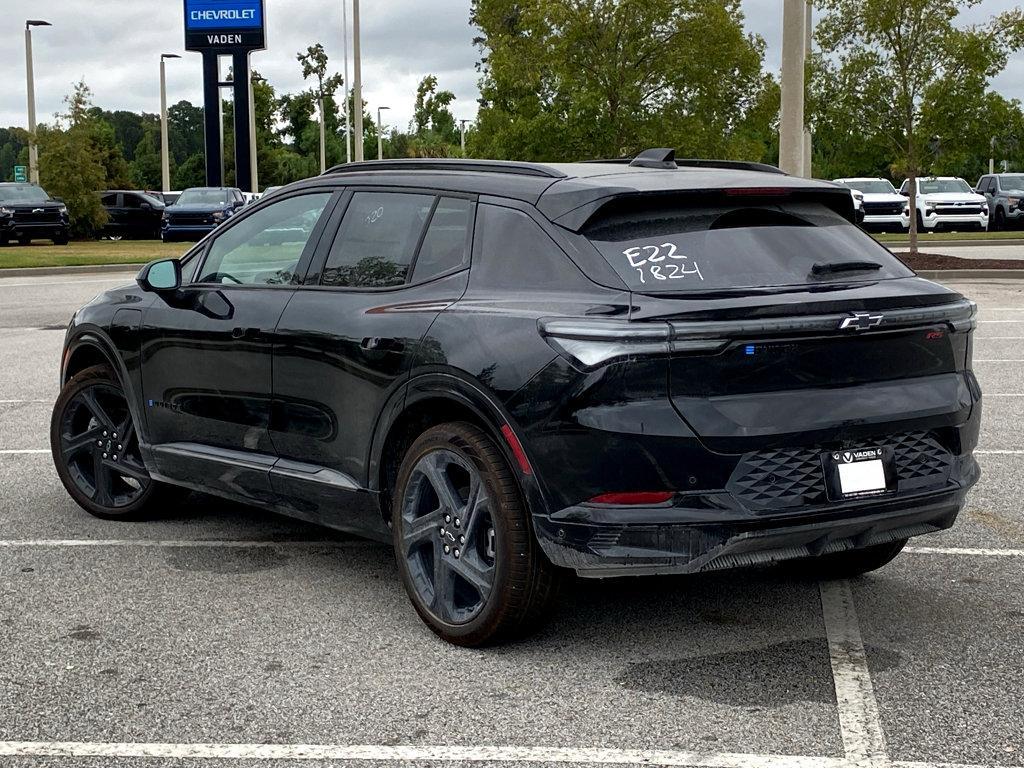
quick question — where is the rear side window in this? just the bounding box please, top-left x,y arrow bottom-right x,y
583,199 -> 914,293
322,192 -> 434,288
411,197 -> 473,283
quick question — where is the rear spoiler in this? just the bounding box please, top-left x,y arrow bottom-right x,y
551,187 -> 858,232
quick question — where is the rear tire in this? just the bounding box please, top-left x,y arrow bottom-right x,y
392,422 -> 559,646
787,539 -> 907,580
18,236 -> 31,246
50,364 -> 183,520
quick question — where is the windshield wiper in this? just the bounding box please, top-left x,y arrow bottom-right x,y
811,261 -> 884,276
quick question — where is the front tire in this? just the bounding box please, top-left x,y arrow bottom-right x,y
50,364 -> 178,520
788,539 -> 907,580
392,422 -> 558,646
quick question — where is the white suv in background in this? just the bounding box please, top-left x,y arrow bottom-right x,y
834,178 -> 908,231
899,177 -> 989,232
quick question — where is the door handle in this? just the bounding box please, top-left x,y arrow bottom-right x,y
361,337 -> 404,352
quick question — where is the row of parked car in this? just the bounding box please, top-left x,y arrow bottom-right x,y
836,173 -> 1024,232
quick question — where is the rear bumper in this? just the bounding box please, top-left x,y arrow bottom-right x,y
536,458 -> 978,577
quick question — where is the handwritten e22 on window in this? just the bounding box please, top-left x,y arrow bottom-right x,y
623,243 -> 703,284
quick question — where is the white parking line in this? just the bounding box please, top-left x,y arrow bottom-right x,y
819,580 -> 888,767
0,449 -> 49,455
0,277 -> 132,289
0,399 -> 50,404
905,546 -> 1024,557
973,359 -> 1024,362
976,449 -> 1024,454
0,539 -> 373,549
0,741 -> 875,768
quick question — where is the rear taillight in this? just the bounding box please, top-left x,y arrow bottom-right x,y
588,491 -> 674,505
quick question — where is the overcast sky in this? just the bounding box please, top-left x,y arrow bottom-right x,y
2,0 -> 1022,135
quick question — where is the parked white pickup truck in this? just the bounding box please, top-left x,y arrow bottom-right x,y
899,177 -> 989,232
834,178 -> 908,231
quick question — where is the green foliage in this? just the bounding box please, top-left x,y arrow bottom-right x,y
129,124 -> 163,191
0,128 -> 28,182
469,0 -> 776,162
813,0 -> 1024,249
172,153 -> 206,190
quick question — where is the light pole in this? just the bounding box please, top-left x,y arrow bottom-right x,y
460,119 -> 469,156
25,19 -> 51,185
352,0 -> 363,161
779,0 -> 806,175
249,72 -> 265,193
990,136 -> 996,176
342,0 -> 352,164
160,54 -> 181,194
377,106 -> 389,161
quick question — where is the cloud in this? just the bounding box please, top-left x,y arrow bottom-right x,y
2,0 -> 1021,138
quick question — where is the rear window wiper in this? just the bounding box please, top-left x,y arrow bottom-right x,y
811,261 -> 883,276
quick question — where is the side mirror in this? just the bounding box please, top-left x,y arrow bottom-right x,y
137,259 -> 181,293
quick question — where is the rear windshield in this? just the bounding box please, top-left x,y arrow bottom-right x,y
583,199 -> 914,293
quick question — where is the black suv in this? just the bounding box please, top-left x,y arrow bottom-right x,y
99,190 -> 166,240
0,182 -> 70,245
161,187 -> 246,242
51,152 -> 981,646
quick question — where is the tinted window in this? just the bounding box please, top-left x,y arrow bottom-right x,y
197,193 -> 332,286
472,205 -> 586,290
322,192 -> 434,288
122,194 -> 143,209
584,198 -> 914,293
100,193 -> 118,206
411,197 -> 473,283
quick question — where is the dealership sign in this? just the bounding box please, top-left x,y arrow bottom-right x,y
184,0 -> 266,51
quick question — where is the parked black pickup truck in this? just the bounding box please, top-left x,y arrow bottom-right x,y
0,183 -> 70,245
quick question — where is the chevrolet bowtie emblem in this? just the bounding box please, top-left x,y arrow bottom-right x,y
839,312 -> 884,331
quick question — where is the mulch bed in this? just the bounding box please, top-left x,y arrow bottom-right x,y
894,252 -> 1024,270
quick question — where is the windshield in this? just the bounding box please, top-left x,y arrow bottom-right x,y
584,198 -> 914,293
842,180 -> 897,195
919,178 -> 972,194
1000,175 -> 1024,191
0,184 -> 50,204
176,189 -> 231,206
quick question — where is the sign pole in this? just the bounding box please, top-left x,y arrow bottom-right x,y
232,51 -> 253,192
202,52 -> 223,186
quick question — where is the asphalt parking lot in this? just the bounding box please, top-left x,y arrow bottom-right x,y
0,272 -> 1022,768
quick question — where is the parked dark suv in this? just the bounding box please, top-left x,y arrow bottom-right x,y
99,190 -> 165,240
161,186 -> 245,242
51,152 -> 981,645
0,182 -> 70,245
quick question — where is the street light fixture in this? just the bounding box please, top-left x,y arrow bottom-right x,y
25,20 -> 52,185
160,54 -> 182,194
377,106 -> 390,161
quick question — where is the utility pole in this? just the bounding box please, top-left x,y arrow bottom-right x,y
24,20 -> 51,186
342,0 -> 352,164
990,137 -> 996,176
803,0 -> 813,177
249,70 -> 263,193
319,96 -> 327,173
352,0 -> 364,162
160,54 -> 181,194
779,0 -> 806,176
377,106 -> 389,161
460,119 -> 469,156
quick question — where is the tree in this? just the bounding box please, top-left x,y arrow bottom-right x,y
470,0 -> 772,162
297,44 -> 345,172
168,100 -> 205,165
815,0 -> 1024,253
130,124 -> 164,190
0,128 -> 28,182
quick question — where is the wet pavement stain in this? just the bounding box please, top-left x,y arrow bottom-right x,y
165,547 -> 290,574
614,638 -> 901,706
66,625 -> 102,642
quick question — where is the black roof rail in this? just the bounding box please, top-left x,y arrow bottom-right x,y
323,158 -> 566,179
581,150 -> 787,176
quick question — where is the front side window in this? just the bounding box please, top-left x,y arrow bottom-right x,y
196,193 -> 332,286
321,192 -> 434,288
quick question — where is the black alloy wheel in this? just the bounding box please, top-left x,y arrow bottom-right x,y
392,422 -> 558,646
994,207 -> 1006,231
50,365 -> 166,519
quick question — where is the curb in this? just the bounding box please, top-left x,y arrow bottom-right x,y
0,263 -> 144,278
917,269 -> 1024,281
885,239 -> 1024,248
